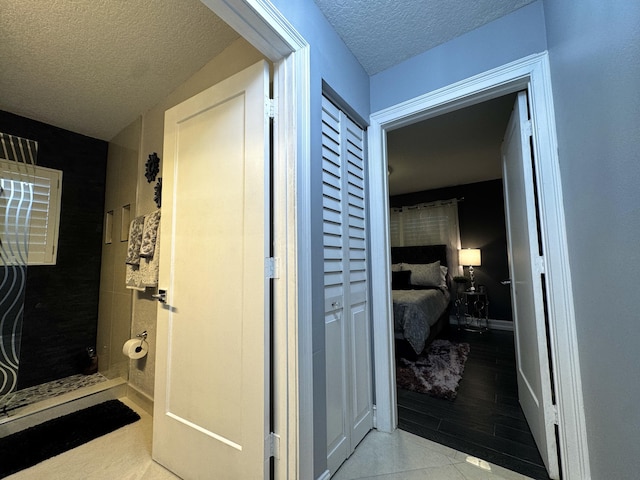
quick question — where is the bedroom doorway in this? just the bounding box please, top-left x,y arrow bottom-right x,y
368,53 -> 589,480
386,90 -> 557,480
386,89 -> 552,478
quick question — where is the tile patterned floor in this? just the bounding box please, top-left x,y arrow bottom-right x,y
0,373 -> 107,415
333,429 -> 535,480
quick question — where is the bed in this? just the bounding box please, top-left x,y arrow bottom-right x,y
391,244 -> 452,359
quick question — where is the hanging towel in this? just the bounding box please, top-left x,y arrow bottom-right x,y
125,216 -> 145,266
141,224 -> 160,287
126,220 -> 161,290
126,263 -> 145,291
140,209 -> 161,258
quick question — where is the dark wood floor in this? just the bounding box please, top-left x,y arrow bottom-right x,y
397,327 -> 551,480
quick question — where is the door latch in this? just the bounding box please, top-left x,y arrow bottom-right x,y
152,289 -> 167,303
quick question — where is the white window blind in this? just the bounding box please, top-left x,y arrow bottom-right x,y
0,159 -> 62,265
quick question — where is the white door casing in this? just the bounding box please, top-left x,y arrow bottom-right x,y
502,91 -> 559,479
322,96 -> 373,475
153,60 -> 271,479
368,52 -> 590,479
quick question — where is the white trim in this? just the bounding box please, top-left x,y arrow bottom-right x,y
197,2 -> 311,479
368,52 -> 590,480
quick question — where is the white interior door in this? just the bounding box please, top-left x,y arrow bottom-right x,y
153,60 -> 271,480
502,91 -> 559,479
322,96 -> 373,475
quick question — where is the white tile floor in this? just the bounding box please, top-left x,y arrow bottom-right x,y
332,429 -> 535,480
5,397 -> 534,480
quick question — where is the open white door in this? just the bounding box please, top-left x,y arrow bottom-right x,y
153,60 -> 271,479
502,91 -> 559,479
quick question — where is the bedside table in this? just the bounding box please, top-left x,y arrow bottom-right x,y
459,290 -> 489,332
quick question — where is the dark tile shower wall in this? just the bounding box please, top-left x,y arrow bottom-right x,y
0,110 -> 108,390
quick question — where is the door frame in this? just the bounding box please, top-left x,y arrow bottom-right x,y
367,52 -> 591,479
199,1 -> 312,479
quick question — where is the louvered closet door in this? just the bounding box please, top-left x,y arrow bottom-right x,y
322,96 -> 373,475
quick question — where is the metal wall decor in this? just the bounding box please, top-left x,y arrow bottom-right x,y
145,152 -> 160,183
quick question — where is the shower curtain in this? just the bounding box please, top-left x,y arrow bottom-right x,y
0,132 -> 37,399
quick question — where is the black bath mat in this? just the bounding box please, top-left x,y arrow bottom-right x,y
0,399 -> 140,478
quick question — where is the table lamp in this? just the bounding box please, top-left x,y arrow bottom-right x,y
459,248 -> 481,291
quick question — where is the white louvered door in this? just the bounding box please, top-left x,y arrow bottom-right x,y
322,96 -> 373,475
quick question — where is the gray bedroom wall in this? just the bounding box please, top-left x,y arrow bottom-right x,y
542,2 -> 640,478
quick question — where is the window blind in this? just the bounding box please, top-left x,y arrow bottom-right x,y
0,159 -> 62,265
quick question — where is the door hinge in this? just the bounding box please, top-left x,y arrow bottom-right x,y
268,98 -> 276,119
372,404 -> 378,429
265,257 -> 279,279
267,432 -> 280,459
535,255 -> 545,274
552,405 -> 559,425
524,119 -> 533,137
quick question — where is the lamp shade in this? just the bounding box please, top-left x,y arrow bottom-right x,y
459,248 -> 481,266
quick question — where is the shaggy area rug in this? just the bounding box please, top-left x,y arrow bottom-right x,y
0,399 -> 140,478
396,339 -> 470,400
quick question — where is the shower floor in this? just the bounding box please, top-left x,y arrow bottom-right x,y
0,373 -> 108,415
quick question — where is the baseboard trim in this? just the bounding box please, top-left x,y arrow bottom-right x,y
316,470 -> 331,480
449,315 -> 514,332
125,384 -> 154,416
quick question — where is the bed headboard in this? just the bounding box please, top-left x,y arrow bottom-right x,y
390,244 -> 448,266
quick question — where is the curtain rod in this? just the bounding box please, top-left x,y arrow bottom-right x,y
392,197 -> 464,211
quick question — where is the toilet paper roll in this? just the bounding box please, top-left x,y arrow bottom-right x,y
122,338 -> 149,359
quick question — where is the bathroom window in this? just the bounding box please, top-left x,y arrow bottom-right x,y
0,159 -> 62,265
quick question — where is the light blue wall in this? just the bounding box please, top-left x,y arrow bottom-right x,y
269,1 -> 370,477
542,2 -> 640,477
370,1 -> 547,113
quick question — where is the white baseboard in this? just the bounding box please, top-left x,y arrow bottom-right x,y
317,470 -> 331,480
125,383 -> 154,416
449,315 -> 514,332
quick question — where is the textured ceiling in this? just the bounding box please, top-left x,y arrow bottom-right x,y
313,0 -> 534,75
387,93 -> 517,196
0,0 -> 239,140
2,0 -> 528,193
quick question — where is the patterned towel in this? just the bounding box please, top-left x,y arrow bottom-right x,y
126,219 -> 160,291
125,216 -> 145,266
139,210 -> 160,258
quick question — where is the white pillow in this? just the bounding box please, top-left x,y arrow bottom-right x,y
440,265 -> 449,289
391,263 -> 403,272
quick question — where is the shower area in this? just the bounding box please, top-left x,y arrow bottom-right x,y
0,126 -> 130,428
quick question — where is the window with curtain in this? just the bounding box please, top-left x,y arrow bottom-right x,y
390,199 -> 461,275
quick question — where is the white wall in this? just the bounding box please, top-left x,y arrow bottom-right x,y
542,2 -> 640,477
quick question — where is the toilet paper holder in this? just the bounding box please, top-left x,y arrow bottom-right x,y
136,330 -> 148,347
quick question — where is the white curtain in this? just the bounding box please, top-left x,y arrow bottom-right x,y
389,199 -> 462,276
